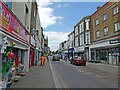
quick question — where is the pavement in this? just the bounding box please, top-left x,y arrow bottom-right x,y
10,61 -> 56,88
86,62 -> 118,75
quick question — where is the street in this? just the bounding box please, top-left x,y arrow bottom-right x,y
10,59 -> 118,89
1,1 -> 120,90
50,60 -> 118,88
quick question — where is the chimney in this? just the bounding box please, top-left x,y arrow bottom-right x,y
97,6 -> 101,10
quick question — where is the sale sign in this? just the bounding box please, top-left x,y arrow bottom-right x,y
0,2 -> 30,43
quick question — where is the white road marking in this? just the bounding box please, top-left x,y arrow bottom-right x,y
49,60 -> 62,88
61,60 -> 109,80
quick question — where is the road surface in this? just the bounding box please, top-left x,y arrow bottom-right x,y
50,60 -> 118,88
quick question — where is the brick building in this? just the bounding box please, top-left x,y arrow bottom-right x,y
89,1 -> 120,65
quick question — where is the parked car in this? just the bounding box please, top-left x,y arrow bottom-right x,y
53,54 -> 61,61
70,56 -> 86,66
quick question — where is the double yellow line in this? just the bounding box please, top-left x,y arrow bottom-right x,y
52,62 -> 69,90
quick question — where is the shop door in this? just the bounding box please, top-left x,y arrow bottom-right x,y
31,50 -> 34,66
109,53 -> 113,64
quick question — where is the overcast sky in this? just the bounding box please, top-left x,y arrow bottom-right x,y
36,0 -> 106,51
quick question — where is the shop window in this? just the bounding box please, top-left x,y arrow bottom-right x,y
99,50 -> 107,61
91,50 -> 95,60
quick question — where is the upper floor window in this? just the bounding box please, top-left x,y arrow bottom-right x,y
75,26 -> 78,36
25,5 -> 29,14
95,19 -> 99,25
113,6 -> 119,15
79,22 -> 84,33
75,37 -> 78,47
103,27 -> 108,35
80,34 -> 84,46
86,32 -> 90,44
114,22 -> 120,32
96,31 -> 100,38
103,14 -> 107,21
85,19 -> 90,30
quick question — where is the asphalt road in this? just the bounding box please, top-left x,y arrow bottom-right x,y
50,60 -> 118,88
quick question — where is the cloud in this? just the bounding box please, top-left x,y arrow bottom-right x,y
36,0 -> 53,7
57,4 -> 68,8
43,31 -> 70,51
37,0 -> 63,28
58,4 -> 62,8
64,4 -> 68,7
36,0 -> 67,51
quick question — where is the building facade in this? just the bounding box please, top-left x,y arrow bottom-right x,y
0,1 -> 30,88
68,31 -> 74,49
0,0 -> 45,88
90,1 -> 120,65
11,0 -> 42,67
74,16 -> 91,60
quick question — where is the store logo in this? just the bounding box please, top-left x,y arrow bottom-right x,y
109,39 -> 120,44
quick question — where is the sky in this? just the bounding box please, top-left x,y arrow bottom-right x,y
36,0 -> 107,51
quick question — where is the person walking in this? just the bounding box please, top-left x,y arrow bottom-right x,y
41,55 -> 45,66
46,55 -> 49,62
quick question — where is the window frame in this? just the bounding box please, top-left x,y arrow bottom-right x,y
95,19 -> 99,26
114,22 -> 120,32
96,31 -> 100,38
103,14 -> 108,21
103,27 -> 109,36
113,6 -> 119,15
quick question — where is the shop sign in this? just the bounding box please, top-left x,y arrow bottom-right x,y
0,2 -> 29,43
109,39 -> 120,44
68,48 -> 74,53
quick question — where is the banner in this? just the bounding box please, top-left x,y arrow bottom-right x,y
0,2 -> 29,43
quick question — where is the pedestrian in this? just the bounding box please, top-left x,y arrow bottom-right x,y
41,55 -> 45,66
47,55 -> 49,62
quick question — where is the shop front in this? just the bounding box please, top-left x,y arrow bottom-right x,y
34,47 -> 41,66
29,36 -> 36,68
0,2 -> 30,88
89,38 -> 120,65
78,46 -> 85,57
68,47 -> 74,60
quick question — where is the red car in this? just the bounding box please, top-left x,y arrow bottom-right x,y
70,56 -> 86,66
